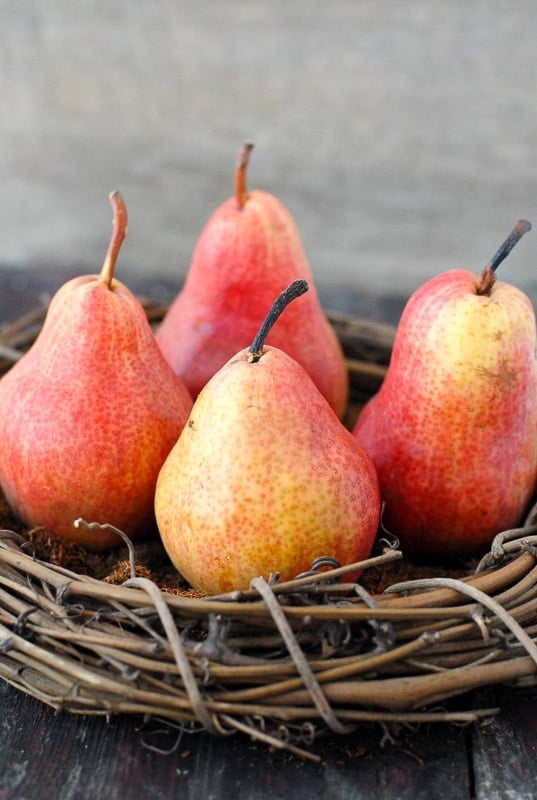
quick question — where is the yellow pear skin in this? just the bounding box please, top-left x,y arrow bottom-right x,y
155,283 -> 380,595
354,221 -> 537,560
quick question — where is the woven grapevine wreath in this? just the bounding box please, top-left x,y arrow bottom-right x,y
0,300 -> 536,761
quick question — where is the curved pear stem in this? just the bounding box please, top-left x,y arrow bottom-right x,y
248,279 -> 309,362
100,191 -> 128,288
235,142 -> 254,210
476,219 -> 531,296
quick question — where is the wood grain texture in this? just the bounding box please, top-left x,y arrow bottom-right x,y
472,687 -> 537,800
1,679 -> 529,799
0,680 -> 478,800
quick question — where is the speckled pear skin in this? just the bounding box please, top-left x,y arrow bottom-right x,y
155,187 -> 349,417
0,274 -> 193,550
155,345 -> 380,595
354,268 -> 537,560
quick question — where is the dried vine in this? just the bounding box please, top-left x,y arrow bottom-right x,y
0,302 -> 536,760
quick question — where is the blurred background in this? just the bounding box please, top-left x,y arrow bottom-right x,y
1,0 -> 536,320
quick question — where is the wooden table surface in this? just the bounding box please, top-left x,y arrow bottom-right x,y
2,680 -> 537,800
1,268 -> 536,800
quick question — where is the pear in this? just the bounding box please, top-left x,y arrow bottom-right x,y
155,279 -> 380,595
0,192 -> 193,550
353,220 -> 536,560
155,142 -> 348,417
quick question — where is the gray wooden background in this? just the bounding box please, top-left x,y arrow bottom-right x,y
1,1 -> 536,307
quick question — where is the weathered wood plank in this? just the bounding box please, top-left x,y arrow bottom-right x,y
471,686 -> 537,800
0,680 -> 474,800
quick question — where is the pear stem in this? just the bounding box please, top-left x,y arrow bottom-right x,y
235,142 -> 254,210
100,191 -> 128,288
248,279 -> 309,362
476,219 -> 531,296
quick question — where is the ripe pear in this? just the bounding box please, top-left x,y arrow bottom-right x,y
155,142 -> 348,417
353,220 -> 537,560
0,193 -> 193,551
155,280 -> 380,595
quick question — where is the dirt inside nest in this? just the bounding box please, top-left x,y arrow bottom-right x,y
0,484 -> 473,598
23,528 -> 470,597
27,527 -> 194,592
0,490 -> 194,594
359,556 -> 470,595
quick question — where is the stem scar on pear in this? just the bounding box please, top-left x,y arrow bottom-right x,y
476,219 -> 531,296
248,280 -> 309,363
100,191 -> 128,289
235,141 -> 255,210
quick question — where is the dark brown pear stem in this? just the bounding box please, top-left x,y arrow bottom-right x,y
248,280 -> 309,362
476,219 -> 531,296
235,142 -> 254,210
100,191 -> 128,288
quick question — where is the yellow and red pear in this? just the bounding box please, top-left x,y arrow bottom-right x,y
353,221 -> 537,560
155,280 -> 380,595
155,143 -> 348,417
0,192 -> 192,550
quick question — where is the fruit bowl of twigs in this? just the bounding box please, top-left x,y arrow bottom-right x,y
0,300 -> 536,762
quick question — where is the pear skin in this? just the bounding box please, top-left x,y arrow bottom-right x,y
0,193 -> 193,550
156,143 -> 348,417
354,222 -> 537,560
155,282 -> 380,595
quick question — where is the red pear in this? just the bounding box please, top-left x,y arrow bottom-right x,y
353,221 -> 537,560
155,280 -> 380,595
156,143 -> 348,417
0,193 -> 193,550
